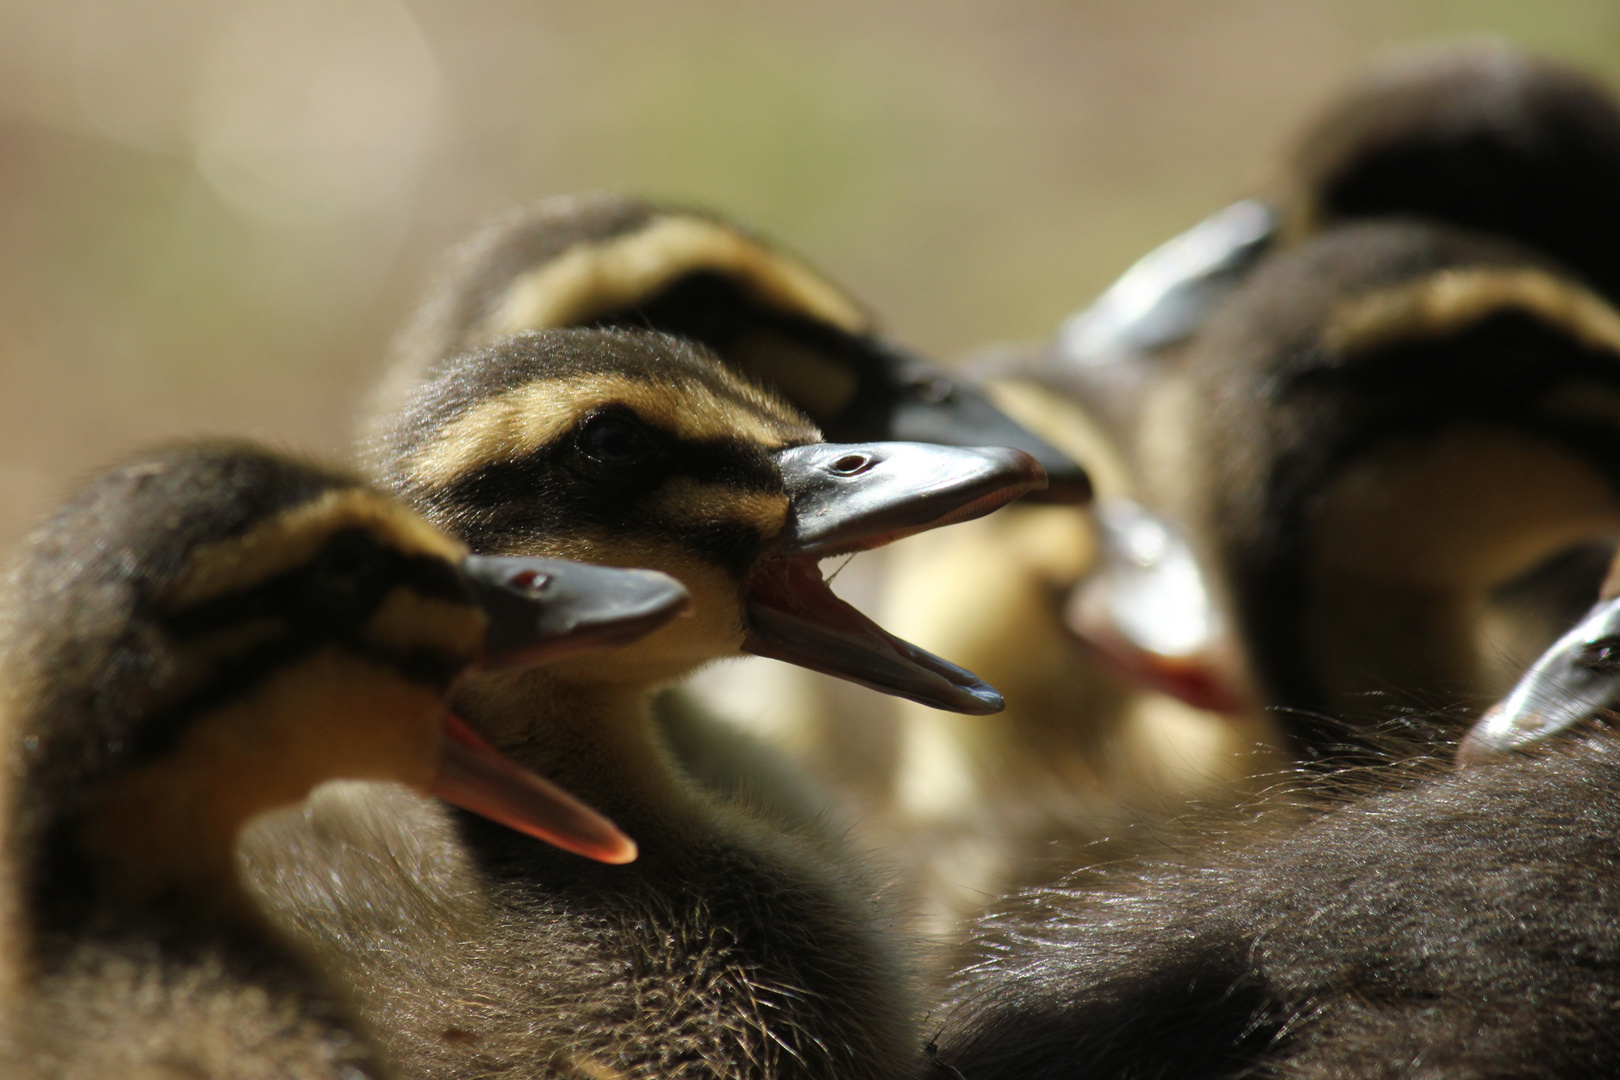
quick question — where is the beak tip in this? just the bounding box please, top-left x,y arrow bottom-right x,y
964,688 -> 1005,714
600,837 -> 639,864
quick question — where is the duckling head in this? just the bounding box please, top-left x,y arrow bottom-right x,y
386,193 -> 1090,502
0,442 -> 688,931
1280,41 -> 1620,302
369,328 -> 1047,722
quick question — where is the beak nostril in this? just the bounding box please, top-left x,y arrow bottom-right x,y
831,454 -> 874,476
510,570 -> 552,598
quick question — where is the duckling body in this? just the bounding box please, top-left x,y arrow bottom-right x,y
936,589 -> 1620,1080
0,442 -> 673,1078
248,328 -> 1044,1079
934,731 -> 1620,1080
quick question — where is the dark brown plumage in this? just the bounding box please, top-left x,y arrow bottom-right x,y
934,714 -> 1620,1080
1280,41 -> 1620,306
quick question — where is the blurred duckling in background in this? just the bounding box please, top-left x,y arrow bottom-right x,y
881,43 -> 1620,933
1152,221 -> 1620,751
0,441 -> 689,1079
1038,39 -> 1620,390
379,192 -> 1087,500
934,547 -> 1620,1080
891,218 -> 1620,929
248,328 -> 1045,1080
375,191 -> 1091,824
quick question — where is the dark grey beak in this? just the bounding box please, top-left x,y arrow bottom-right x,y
773,441 -> 1048,558
460,556 -> 691,671
742,440 -> 1044,715
1457,597 -> 1620,764
876,357 -> 1092,505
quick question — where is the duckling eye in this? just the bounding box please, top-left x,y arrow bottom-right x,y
574,412 -> 653,468
306,532 -> 387,612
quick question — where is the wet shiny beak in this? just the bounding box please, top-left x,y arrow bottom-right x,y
743,441 -> 1045,714
879,359 -> 1093,505
431,712 -> 636,864
460,555 -> 692,671
772,442 -> 1048,557
1457,597 -> 1620,765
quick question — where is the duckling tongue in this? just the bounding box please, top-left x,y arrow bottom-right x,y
743,556 -> 1004,715
432,711 -> 637,864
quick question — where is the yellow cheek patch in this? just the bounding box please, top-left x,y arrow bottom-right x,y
166,490 -> 465,608
78,648 -> 445,912
1325,267 -> 1620,358
363,587 -> 486,663
483,213 -> 870,341
407,374 -> 809,493
648,479 -> 788,542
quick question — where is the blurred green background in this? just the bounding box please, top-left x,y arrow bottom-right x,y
1,0 -> 1617,545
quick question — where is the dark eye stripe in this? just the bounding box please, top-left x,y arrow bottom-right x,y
160,531 -> 469,640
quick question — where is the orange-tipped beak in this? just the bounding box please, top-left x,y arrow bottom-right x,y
430,711 -> 636,865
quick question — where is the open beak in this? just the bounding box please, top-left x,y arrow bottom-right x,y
743,441 -> 1046,714
431,712 -> 637,864
1064,499 -> 1249,714
460,555 -> 692,671
425,556 -> 690,863
1457,598 -> 1620,765
877,355 -> 1093,505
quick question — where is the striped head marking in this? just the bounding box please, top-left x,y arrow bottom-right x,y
0,445 -> 498,921
388,329 -> 818,581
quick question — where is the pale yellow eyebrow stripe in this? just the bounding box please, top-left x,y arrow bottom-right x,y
165,490 -> 465,608
1326,267 -> 1620,357
406,373 -> 806,492
482,214 -> 871,341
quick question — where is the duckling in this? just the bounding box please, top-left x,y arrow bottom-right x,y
245,327 -> 1046,1080
1154,220 -> 1620,752
1279,41 -> 1620,305
933,617 -> 1620,1080
978,44 -> 1620,709
882,217 -> 1620,938
0,440 -> 691,1078
380,192 -> 1089,501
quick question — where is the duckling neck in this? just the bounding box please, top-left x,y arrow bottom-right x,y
454,668 -> 701,831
